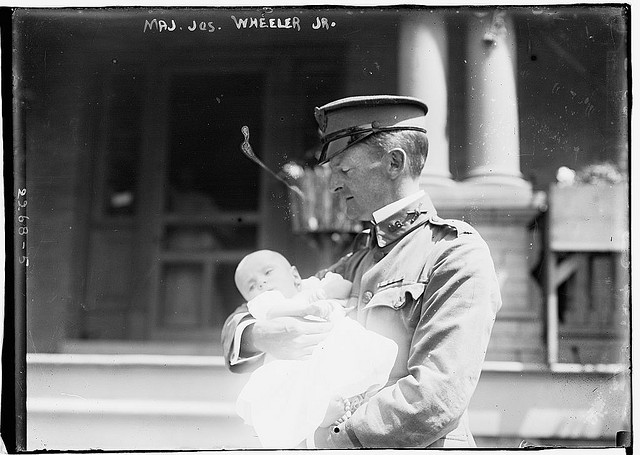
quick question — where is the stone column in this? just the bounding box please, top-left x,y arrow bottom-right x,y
430,11 -> 544,364
398,14 -> 453,186
464,10 -> 531,195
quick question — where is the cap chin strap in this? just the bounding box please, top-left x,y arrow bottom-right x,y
317,123 -> 427,164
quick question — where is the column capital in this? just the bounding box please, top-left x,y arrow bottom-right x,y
469,9 -> 509,37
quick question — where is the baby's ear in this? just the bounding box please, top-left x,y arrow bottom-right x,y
291,266 -> 302,289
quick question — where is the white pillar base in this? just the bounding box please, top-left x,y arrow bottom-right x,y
420,173 -> 456,188
425,180 -> 536,210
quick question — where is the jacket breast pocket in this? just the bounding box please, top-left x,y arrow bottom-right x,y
363,282 -> 426,329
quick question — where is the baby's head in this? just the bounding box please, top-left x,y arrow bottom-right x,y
234,250 -> 302,301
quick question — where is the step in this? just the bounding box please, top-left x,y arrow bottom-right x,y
60,340 -> 225,356
27,353 -> 250,402
28,397 -> 261,450
469,362 -> 630,441
27,353 -> 258,450
26,355 -> 630,450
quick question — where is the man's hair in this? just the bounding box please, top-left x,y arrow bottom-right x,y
360,130 -> 429,178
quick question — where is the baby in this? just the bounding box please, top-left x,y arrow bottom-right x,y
233,250 -> 398,448
234,249 -> 352,322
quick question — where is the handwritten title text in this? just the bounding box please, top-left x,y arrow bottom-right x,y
143,16 -> 336,33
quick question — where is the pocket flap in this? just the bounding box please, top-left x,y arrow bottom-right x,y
363,283 -> 426,311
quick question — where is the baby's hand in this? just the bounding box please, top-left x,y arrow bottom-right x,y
321,272 -> 352,300
319,395 -> 346,428
305,300 -> 336,320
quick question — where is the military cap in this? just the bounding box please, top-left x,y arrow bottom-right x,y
314,95 -> 428,164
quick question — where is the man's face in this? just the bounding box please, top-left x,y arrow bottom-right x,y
328,142 -> 387,221
235,251 -> 299,301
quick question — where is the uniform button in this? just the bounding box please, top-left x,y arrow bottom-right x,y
393,298 -> 404,309
362,291 -> 373,304
374,251 -> 385,261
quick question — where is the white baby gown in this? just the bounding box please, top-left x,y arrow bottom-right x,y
235,291 -> 398,448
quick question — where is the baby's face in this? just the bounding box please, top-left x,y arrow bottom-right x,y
236,252 -> 299,301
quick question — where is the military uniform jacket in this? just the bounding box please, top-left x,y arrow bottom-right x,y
222,194 -> 502,448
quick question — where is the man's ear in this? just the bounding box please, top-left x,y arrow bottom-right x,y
291,266 -> 302,290
383,148 -> 407,179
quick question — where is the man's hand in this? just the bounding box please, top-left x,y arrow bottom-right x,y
313,426 -> 335,449
320,395 -> 345,428
248,316 -> 333,360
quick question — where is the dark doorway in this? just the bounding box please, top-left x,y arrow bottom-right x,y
151,71 -> 265,338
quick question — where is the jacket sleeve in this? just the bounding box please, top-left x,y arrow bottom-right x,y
221,303 -> 265,374
323,232 -> 502,448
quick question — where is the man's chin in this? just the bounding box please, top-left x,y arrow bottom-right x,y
345,207 -> 368,222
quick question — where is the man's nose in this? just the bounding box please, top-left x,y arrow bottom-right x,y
329,172 -> 343,193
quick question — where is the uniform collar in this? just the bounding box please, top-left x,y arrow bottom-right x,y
371,191 -> 437,248
372,190 -> 425,224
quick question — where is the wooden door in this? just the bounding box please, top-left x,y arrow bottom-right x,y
132,66 -> 265,341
